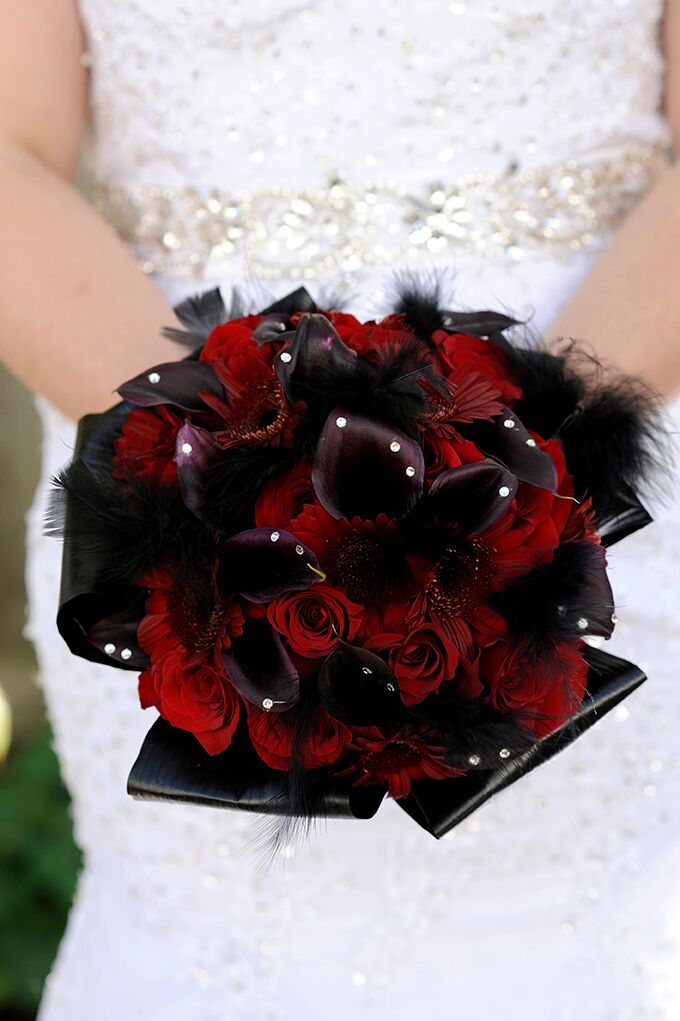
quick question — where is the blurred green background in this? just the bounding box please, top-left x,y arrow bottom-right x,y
0,370 -> 81,1021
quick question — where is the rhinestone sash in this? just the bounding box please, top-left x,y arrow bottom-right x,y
93,141 -> 669,280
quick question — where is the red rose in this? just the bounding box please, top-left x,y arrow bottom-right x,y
341,318 -> 415,360
423,431 -> 463,482
247,703 -> 351,770
268,584 -> 364,657
254,461 -> 315,530
433,332 -> 522,405
139,649 -> 241,755
389,623 -> 459,705
199,316 -> 263,369
481,638 -> 587,739
112,406 -> 181,485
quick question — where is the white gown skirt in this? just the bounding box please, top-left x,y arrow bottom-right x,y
25,248 -> 680,1021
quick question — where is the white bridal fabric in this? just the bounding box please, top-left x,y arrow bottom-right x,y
24,2 -> 680,1018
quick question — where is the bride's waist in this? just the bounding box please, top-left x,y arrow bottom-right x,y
91,139 -> 670,282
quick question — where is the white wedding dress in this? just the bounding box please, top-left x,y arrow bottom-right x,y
24,2 -> 680,1018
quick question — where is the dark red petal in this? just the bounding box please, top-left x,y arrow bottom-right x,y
465,407 -> 557,490
312,408 -> 424,520
317,641 -> 402,725
218,527 -> 324,603
223,618 -> 299,711
274,312 -> 357,399
174,422 -> 222,523
424,459 -> 518,537
117,361 -> 223,410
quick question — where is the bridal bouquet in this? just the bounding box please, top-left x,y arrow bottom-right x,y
49,279 -> 656,838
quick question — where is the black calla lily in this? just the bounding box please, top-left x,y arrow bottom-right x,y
117,361 -> 223,411
312,408 -> 425,520
223,618 -> 299,711
317,641 -> 403,725
218,527 -> 325,603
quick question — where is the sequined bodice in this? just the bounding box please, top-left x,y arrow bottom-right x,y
76,0 -> 672,282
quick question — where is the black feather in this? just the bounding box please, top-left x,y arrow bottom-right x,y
482,339 -> 667,526
387,266 -> 523,341
45,458 -> 212,592
293,331 -> 445,450
244,682 -> 333,869
492,540 -> 614,644
161,286 -> 239,347
198,446 -> 297,534
405,690 -> 537,770
558,368 -> 667,522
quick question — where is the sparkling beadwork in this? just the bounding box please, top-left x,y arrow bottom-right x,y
181,442 -> 193,455
262,698 -> 274,710
295,544 -> 304,555
336,416 -> 347,428
405,465 -> 416,477
104,643 -> 116,656
526,437 -> 537,447
120,648 -> 133,661
499,485 -> 511,497
577,617 -> 589,630
503,418 -> 515,428
468,753 -> 481,766
390,440 -> 401,452
270,531 -> 280,542
147,371 -> 161,384
499,748 -> 511,759
92,144 -> 669,281
279,351 -> 292,363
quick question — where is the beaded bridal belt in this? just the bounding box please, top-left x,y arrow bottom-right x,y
93,141 -> 669,281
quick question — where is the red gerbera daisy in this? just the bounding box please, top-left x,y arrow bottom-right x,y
341,725 -> 463,799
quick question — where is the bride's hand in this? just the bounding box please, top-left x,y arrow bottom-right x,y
544,0 -> 680,399
0,0 -> 184,421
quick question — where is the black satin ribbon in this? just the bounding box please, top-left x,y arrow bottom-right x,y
127,715 -> 386,821
127,646 -> 645,836
397,646 -> 645,837
56,402 -> 147,671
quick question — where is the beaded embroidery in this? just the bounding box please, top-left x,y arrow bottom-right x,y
92,141 -> 669,280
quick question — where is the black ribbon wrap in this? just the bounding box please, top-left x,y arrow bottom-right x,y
54,287 -> 652,838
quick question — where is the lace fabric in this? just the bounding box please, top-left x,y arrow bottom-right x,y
26,2 -> 680,1018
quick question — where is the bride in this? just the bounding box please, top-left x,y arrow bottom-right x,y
2,1 -> 680,1018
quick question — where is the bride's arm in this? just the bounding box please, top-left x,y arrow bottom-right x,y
544,0 -> 680,397
0,0 -> 183,421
